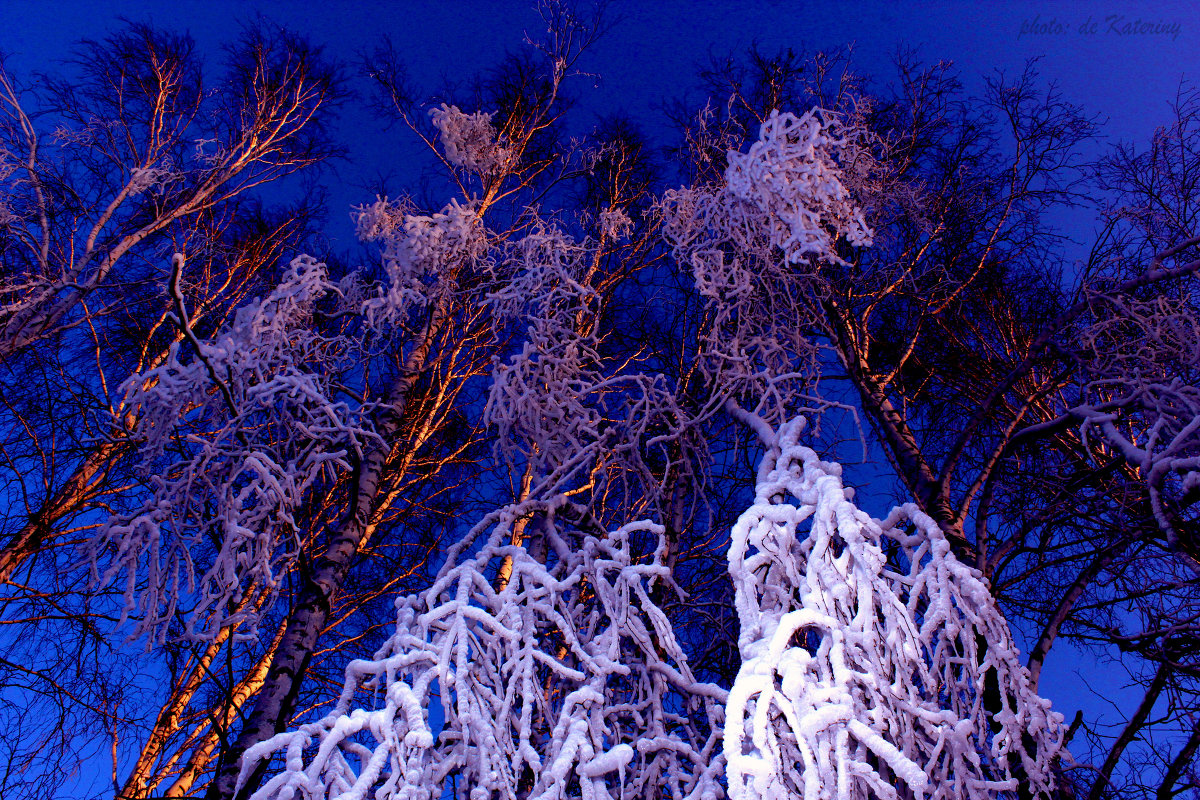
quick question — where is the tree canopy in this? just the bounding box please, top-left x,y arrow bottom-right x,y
0,6 -> 1197,800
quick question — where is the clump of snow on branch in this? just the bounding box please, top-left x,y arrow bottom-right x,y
357,197 -> 489,323
484,223 -> 606,471
724,109 -> 873,262
93,255 -> 375,641
486,220 -> 595,325
429,103 -> 512,176
724,413 -> 1064,800
660,108 -> 875,423
245,488 -> 725,800
127,160 -> 178,194
598,207 -> 633,241
353,195 -> 410,244
1074,288 -> 1200,558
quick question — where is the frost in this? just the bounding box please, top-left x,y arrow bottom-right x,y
483,221 -> 700,489
246,493 -> 724,800
92,255 -> 376,641
52,123 -> 95,146
354,195 -> 409,244
127,162 -> 177,194
1073,289 -> 1200,558
248,413 -> 1066,800
483,223 -> 601,470
428,103 -> 512,175
598,207 -> 633,241
660,108 -> 877,424
359,197 -> 489,324
725,417 -> 1065,800
193,137 -> 222,165
724,109 -> 873,262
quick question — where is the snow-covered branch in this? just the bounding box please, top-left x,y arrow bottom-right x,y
1071,283 -> 1200,562
725,418 -> 1065,799
429,103 -> 513,176
660,108 -> 875,426
358,196 -> 490,324
246,493 -> 724,800
91,255 -> 375,641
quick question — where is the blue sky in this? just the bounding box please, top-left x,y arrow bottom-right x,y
4,0 -> 1198,252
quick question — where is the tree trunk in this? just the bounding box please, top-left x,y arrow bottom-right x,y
1026,541 -> 1126,690
823,299 -> 968,554
206,301 -> 449,800
117,630 -> 230,798
160,622 -> 287,798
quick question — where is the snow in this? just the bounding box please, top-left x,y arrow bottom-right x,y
659,109 -> 877,426
360,197 -> 489,323
1072,288 -> 1200,559
97,101 -> 1070,798
428,104 -> 512,175
244,501 -> 726,800
725,110 -> 873,262
723,418 -> 1065,800
244,414 -> 1065,800
577,743 -> 634,778
91,254 -> 376,641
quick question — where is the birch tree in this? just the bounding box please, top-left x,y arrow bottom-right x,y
5,11 -> 1200,800
0,22 -> 345,800
238,73 -> 1067,800
667,48 -> 1200,798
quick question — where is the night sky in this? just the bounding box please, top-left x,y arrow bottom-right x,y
3,0 -> 1197,791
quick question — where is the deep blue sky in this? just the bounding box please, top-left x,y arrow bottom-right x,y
4,0 -> 1198,251
3,0 -> 1197,781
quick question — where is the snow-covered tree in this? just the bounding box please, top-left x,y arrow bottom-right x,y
246,490 -> 725,800
241,408 -> 1067,800
93,253 -> 374,641
5,11 -> 1200,800
232,76 -> 1067,800
0,25 -> 345,800
724,412 -> 1062,800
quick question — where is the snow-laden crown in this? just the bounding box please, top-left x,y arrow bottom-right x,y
725,417 -> 1065,800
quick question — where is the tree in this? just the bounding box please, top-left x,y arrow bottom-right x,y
0,19 -> 344,584
0,21 -> 346,800
230,86 -> 1071,800
4,8 -> 1200,800
676,45 -> 1198,797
